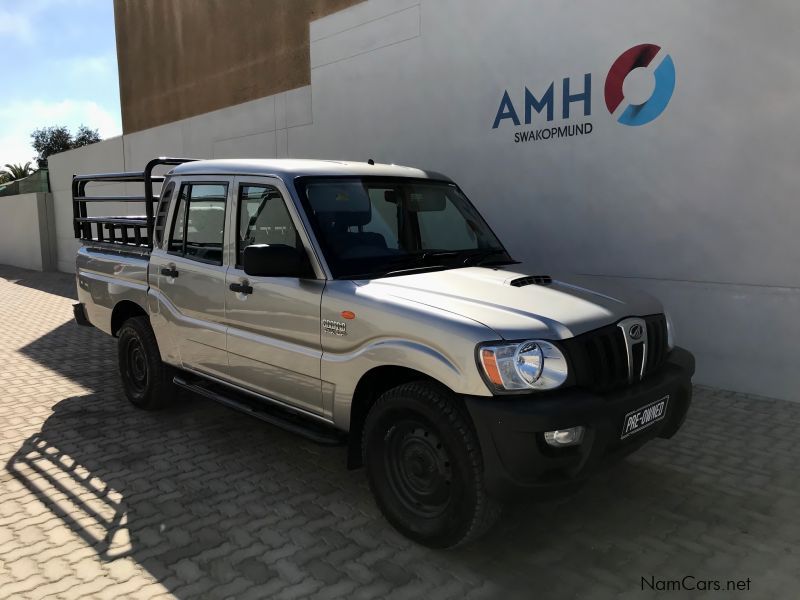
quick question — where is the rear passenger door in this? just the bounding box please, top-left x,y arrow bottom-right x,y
149,177 -> 231,378
224,176 -> 326,416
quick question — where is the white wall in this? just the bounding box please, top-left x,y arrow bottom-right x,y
0,193 -> 56,271
48,0 -> 800,400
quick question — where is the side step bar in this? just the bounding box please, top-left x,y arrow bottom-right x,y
173,376 -> 346,446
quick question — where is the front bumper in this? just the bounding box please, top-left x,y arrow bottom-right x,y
464,347 -> 695,499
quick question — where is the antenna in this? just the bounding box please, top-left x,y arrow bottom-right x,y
367,159 -> 375,165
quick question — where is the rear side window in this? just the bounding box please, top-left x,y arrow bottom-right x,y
168,182 -> 228,264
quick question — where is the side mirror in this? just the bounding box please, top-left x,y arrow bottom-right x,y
242,244 -> 313,278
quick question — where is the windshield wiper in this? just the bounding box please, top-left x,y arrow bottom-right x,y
462,249 -> 517,266
422,249 -> 514,266
382,265 -> 448,277
344,249 -> 514,280
348,264 -> 447,279
420,250 -> 462,262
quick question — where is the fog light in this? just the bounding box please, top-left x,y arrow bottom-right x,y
543,426 -> 585,447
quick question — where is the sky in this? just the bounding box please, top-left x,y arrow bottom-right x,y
0,0 -> 121,168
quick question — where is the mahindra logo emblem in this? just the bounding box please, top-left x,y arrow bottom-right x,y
618,317 -> 648,383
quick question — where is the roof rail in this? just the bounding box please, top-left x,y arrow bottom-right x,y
72,157 -> 198,249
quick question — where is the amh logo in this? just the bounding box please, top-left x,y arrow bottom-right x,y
492,43 -> 676,136
605,44 -> 676,126
491,75 -> 591,130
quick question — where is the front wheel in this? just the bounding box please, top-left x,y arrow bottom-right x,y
117,316 -> 175,410
363,382 -> 502,548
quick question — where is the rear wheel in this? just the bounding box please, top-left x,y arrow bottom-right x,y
363,382 -> 502,548
117,316 -> 175,410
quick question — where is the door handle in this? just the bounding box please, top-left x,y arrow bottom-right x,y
229,281 -> 253,295
161,266 -> 179,278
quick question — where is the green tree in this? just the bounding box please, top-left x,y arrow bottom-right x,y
31,126 -> 72,168
31,124 -> 102,168
73,124 -> 102,149
1,162 -> 34,182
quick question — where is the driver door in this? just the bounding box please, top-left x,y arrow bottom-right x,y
224,176 -> 326,416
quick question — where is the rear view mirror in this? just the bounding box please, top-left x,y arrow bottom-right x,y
243,244 -> 313,278
407,188 -> 447,212
307,182 -> 372,215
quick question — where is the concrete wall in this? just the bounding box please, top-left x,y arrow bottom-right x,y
114,0 -> 363,132
0,193 -> 56,272
49,0 -> 800,400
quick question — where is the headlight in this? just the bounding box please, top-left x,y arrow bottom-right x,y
478,340 -> 568,392
665,312 -> 676,350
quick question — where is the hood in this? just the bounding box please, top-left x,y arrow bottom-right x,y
358,262 -> 663,340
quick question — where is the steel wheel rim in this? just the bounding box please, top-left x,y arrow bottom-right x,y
124,335 -> 148,395
383,419 -> 453,518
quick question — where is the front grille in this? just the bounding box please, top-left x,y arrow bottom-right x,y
644,314 -> 669,373
560,314 -> 669,393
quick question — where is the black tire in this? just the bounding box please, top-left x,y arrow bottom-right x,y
362,381 -> 502,548
117,316 -> 175,410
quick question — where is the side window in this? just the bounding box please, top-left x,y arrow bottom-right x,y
154,182 -> 175,247
237,184 -> 299,267
168,183 -> 228,264
185,184 -> 227,264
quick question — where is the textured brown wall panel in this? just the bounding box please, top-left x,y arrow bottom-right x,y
114,0 -> 363,133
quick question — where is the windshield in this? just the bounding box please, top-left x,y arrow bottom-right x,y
295,176 -> 513,278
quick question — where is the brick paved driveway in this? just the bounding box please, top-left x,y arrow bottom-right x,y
0,265 -> 798,600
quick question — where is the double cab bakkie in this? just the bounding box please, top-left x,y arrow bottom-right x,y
73,157 -> 694,548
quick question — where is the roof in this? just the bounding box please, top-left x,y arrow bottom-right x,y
169,159 -> 451,181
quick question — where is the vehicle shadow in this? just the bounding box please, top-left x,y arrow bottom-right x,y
7,384 -> 795,599
18,320 -> 119,390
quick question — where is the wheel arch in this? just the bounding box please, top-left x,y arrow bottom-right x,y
111,300 -> 149,336
347,365 -> 442,470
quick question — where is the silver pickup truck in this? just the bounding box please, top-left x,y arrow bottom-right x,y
73,157 -> 694,548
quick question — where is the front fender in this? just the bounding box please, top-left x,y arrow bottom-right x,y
323,337 -> 491,430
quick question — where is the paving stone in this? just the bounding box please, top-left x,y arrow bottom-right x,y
309,579 -> 360,600
273,578 -> 325,600
7,557 -> 38,580
107,557 -> 140,582
306,559 -> 342,586
168,558 -> 203,581
40,556 -> 72,582
372,560 -> 414,587
233,557 -> 277,586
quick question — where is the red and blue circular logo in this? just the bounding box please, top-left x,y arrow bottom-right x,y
604,44 -> 675,126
